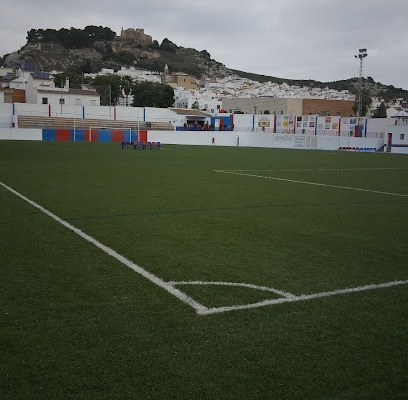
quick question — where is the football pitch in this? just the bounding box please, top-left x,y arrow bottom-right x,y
1,140 -> 407,399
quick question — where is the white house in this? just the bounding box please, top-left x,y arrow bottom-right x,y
25,75 -> 100,107
385,120 -> 408,154
0,61 -> 101,107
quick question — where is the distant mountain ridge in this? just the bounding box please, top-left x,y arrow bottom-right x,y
1,25 -> 407,103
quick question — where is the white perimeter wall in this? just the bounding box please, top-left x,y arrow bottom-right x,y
0,103 -> 14,127
8,103 -> 177,124
0,128 -> 42,140
147,131 -> 384,151
2,102 -> 405,152
0,129 -> 385,150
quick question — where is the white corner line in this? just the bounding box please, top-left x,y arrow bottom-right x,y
0,181 -> 208,315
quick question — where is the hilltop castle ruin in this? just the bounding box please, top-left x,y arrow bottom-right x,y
120,28 -> 152,46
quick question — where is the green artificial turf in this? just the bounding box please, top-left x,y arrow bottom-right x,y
0,140 -> 407,399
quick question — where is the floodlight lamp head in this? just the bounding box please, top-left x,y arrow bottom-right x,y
358,48 -> 368,58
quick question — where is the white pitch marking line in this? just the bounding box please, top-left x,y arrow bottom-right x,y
0,181 -> 208,315
222,167 -> 408,172
3,181 -> 407,316
168,280 -> 296,298
214,170 -> 408,198
180,280 -> 408,315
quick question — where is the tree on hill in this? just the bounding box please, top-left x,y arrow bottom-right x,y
111,51 -> 137,66
373,102 -> 388,118
26,26 -> 115,49
91,74 -> 124,106
160,38 -> 178,53
353,88 -> 372,117
200,50 -> 211,59
131,82 -> 174,108
149,40 -> 160,50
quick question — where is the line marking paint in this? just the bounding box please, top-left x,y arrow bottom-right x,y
221,167 -> 408,172
214,170 -> 408,198
170,280 -> 408,315
0,181 -> 208,315
168,280 -> 297,299
2,181 -> 407,316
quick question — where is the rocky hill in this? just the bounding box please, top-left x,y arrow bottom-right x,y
0,26 -> 234,80
1,26 -> 407,102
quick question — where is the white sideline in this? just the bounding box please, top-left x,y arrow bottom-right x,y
214,169 -> 408,197
0,181 -> 207,315
224,167 -> 408,172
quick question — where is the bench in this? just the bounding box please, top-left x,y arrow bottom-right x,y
121,141 -> 161,150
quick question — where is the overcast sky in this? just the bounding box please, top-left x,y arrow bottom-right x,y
1,0 -> 408,90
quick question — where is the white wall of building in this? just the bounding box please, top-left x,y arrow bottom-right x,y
366,118 -> 395,137
385,124 -> 408,154
9,77 -> 27,90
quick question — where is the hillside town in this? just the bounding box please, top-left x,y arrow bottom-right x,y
94,65 -> 389,115
2,60 -> 405,117
1,58 -> 408,153
0,24 -> 407,117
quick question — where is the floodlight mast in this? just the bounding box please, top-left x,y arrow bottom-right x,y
354,48 -> 368,121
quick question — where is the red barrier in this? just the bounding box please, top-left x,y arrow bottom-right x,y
111,130 -> 125,142
138,130 -> 148,143
89,128 -> 98,142
56,129 -> 71,141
